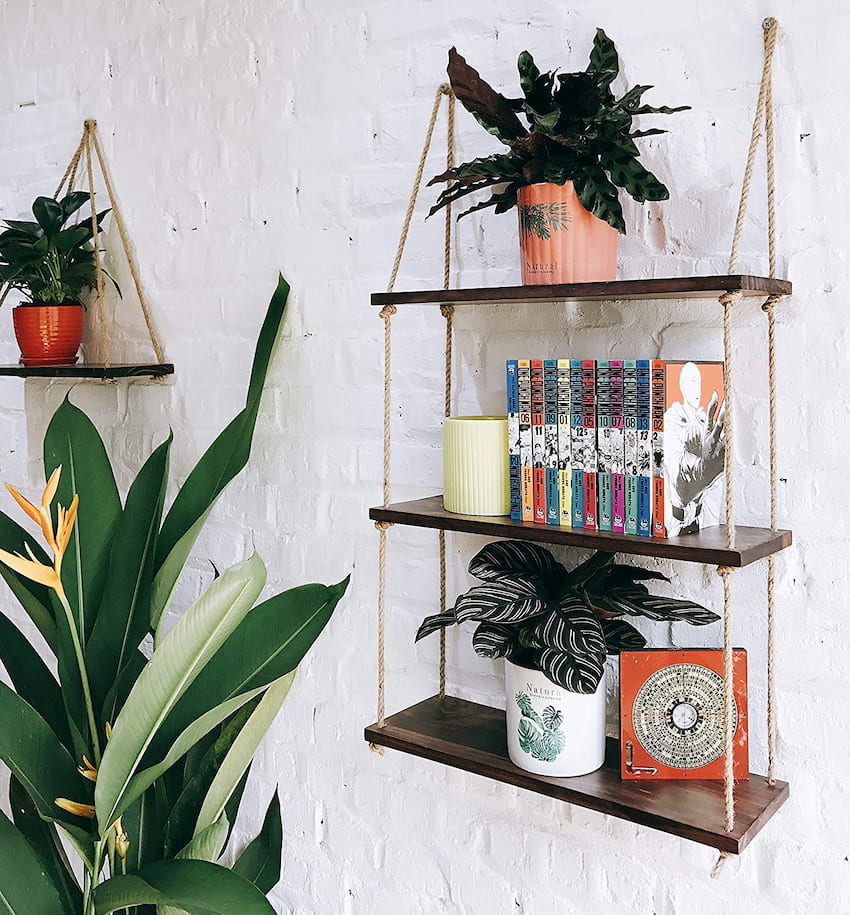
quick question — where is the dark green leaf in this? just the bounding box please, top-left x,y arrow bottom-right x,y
588,29 -> 619,87
54,225 -> 91,251
3,219 -> 43,235
537,645 -> 605,693
468,540 -> 568,590
471,622 -> 514,659
601,618 -> 646,653
573,167 -> 625,232
0,807 -> 67,913
232,791 -> 282,894
121,787 -> 166,874
453,579 -> 548,625
32,196 -> 63,235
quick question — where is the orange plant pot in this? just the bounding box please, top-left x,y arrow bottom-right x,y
517,182 -> 618,285
12,305 -> 83,366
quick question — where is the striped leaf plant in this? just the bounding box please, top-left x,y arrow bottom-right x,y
0,276 -> 349,914
416,541 -> 717,694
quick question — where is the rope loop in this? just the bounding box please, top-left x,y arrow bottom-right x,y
716,565 -> 735,580
761,294 -> 782,313
379,304 -> 397,319
374,520 -> 394,532
439,83 -> 451,95
439,304 -> 455,319
718,290 -> 741,309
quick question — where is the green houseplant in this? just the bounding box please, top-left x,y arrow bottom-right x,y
428,31 -> 689,284
0,276 -> 349,914
416,541 -> 716,775
0,191 -> 111,365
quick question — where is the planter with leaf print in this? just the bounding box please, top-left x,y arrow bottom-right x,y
517,182 -> 617,284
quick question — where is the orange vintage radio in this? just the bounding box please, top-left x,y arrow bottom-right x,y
620,649 -> 748,780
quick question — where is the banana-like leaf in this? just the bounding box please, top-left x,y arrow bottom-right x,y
453,579 -> 548,625
0,510 -> 57,648
471,622 -> 514,659
0,609 -> 71,748
44,395 -> 122,639
151,275 -> 289,626
601,619 -> 647,653
194,671 -> 295,837
232,791 -> 282,894
0,808 -> 66,914
122,788 -> 166,875
87,434 -> 171,716
176,815 -> 229,862
93,861 -> 276,914
151,579 -> 347,756
95,555 -> 267,832
9,776 -> 81,914
468,539 -> 567,588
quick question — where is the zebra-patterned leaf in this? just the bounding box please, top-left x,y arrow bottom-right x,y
414,611 -> 455,642
589,587 -> 718,625
563,550 -> 614,589
471,623 -> 513,659
517,626 -> 543,649
536,646 -> 605,694
468,540 -> 567,590
454,580 -> 548,625
531,594 -> 606,657
601,619 -> 647,653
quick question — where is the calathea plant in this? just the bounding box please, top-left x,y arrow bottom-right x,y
428,30 -> 689,232
416,541 -> 717,693
0,276 -> 348,914
0,191 -> 114,306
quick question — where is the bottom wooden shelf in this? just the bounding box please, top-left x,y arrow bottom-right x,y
365,695 -> 788,854
0,363 -> 174,380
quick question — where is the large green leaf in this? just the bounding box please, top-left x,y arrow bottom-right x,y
96,554 -> 267,832
93,861 -> 276,914
194,671 -> 295,836
175,816 -> 229,863
122,788 -> 166,875
44,395 -> 122,639
152,579 -> 347,754
87,434 -> 171,716
0,610 -> 71,749
8,776 -> 81,914
151,275 -> 289,626
232,792 -> 282,894
0,808 -> 66,914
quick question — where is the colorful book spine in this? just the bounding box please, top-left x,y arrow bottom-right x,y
610,359 -> 625,534
637,359 -> 652,537
595,360 -> 612,532
557,358 -> 572,527
651,359 -> 665,537
518,359 -> 533,522
582,359 -> 598,531
570,359 -> 585,528
544,359 -> 560,525
531,359 -> 546,524
507,360 -> 521,521
623,359 -> 639,536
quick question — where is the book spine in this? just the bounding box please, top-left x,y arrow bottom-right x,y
596,360 -> 612,532
544,359 -> 560,525
637,359 -> 652,537
582,359 -> 598,530
623,359 -> 639,536
570,359 -> 585,528
518,359 -> 533,522
531,359 -> 546,524
557,358 -> 572,527
507,360 -> 521,521
651,359 -> 666,537
610,359 -> 625,534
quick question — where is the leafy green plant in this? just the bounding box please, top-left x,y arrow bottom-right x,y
416,541 -> 717,693
515,692 -> 565,761
429,30 -> 689,232
0,191 -> 113,307
0,275 -> 349,914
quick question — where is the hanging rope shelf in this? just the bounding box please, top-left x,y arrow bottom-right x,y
0,119 -> 173,381
364,18 -> 792,873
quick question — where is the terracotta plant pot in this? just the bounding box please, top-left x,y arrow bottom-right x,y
517,181 -> 618,285
12,304 -> 84,366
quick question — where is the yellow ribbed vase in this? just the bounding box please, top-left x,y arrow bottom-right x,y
443,416 -> 510,516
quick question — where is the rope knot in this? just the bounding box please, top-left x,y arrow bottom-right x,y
439,83 -> 452,96
379,304 -> 397,319
761,294 -> 782,313
375,520 -> 394,532
83,118 -> 97,129
439,304 -> 454,319
716,566 -> 735,580
718,291 -> 741,309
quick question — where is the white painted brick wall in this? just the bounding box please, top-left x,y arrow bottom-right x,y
0,1 -> 846,912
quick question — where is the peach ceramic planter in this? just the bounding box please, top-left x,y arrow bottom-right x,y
13,304 -> 83,366
517,181 -> 618,284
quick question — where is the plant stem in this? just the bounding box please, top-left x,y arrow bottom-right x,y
83,839 -> 106,915
57,588 -> 102,765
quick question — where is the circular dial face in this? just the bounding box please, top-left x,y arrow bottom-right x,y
632,663 -> 738,769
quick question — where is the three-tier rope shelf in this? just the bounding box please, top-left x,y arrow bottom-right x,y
365,20 -> 791,871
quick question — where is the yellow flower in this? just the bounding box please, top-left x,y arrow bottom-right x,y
114,817 -> 130,860
55,798 -> 96,819
0,467 -> 78,596
78,756 -> 98,783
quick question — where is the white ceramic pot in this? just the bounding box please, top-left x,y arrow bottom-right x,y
505,659 -> 606,777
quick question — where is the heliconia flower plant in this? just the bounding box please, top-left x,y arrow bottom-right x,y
0,275 -> 348,915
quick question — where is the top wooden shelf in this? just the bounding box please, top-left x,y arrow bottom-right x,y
0,363 -> 174,380
371,275 -> 792,308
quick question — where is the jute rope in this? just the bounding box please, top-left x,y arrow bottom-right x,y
371,85 -> 454,749
83,124 -> 111,366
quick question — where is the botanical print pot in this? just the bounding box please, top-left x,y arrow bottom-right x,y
12,304 -> 83,366
505,659 -> 606,777
517,181 -> 618,285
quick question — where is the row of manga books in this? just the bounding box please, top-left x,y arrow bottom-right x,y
506,359 -> 726,538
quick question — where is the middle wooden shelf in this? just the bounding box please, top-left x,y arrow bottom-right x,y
369,495 -> 792,567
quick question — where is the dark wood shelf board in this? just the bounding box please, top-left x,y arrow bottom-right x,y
372,275 -> 792,308
0,363 -> 174,380
365,695 -> 788,854
370,496 -> 791,567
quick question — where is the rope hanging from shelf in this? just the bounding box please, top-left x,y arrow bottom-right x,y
712,16 -> 781,878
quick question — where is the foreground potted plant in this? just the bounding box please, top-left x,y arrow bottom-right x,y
429,30 -> 689,284
0,191 -> 112,365
0,276 -> 348,913
416,542 -> 717,776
